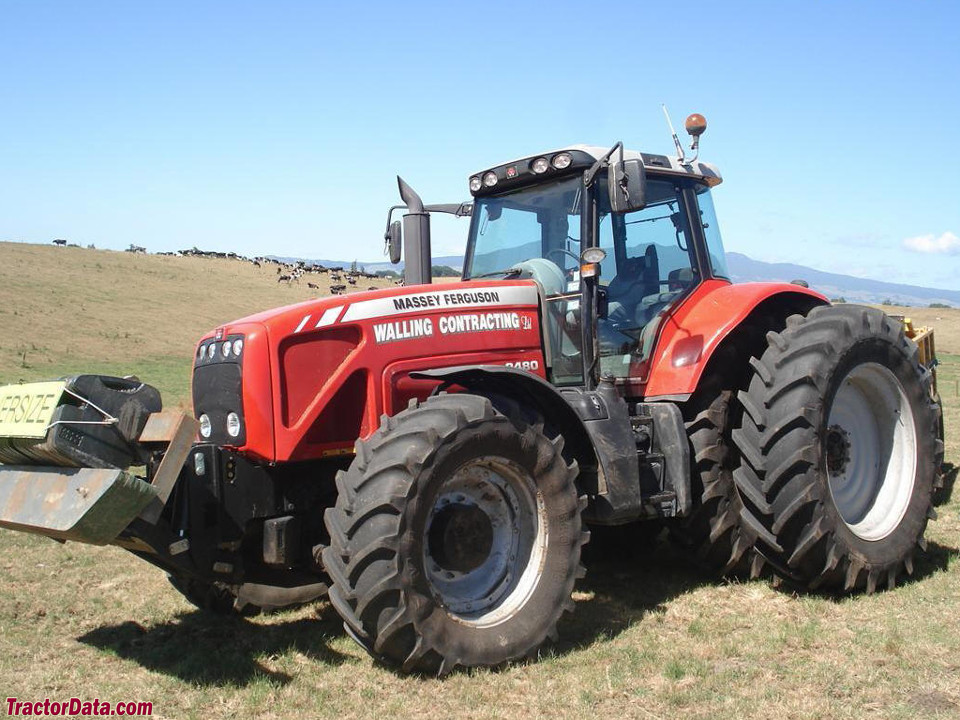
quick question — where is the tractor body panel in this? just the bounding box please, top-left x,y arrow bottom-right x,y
194,279 -> 545,464
642,280 -> 828,400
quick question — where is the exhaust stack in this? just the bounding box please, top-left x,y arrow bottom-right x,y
397,176 -> 432,286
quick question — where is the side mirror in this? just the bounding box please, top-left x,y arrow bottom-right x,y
386,220 -> 402,264
607,159 -> 647,214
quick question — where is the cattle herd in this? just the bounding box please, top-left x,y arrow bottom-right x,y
52,241 -> 403,295
264,259 -> 388,295
168,248 -> 399,294
159,246 -> 400,294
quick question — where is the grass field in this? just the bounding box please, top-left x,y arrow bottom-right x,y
0,241 -> 398,409
0,241 -> 958,719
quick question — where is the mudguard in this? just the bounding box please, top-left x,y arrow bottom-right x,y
643,280 -> 827,400
410,365 -> 596,471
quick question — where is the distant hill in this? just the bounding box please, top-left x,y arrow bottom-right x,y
726,252 -> 960,307
270,251 -> 958,308
268,255 -> 466,274
0,242 -> 398,405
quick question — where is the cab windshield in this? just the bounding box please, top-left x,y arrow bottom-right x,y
464,176 -> 583,288
464,174 -> 711,388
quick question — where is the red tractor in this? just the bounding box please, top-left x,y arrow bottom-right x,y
0,116 -> 943,675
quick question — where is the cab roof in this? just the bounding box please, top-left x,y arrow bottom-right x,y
468,144 -> 722,198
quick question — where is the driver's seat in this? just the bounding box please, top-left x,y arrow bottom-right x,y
606,244 -> 659,327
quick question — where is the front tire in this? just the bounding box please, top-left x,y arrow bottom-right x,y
733,305 -> 941,592
323,394 -> 586,675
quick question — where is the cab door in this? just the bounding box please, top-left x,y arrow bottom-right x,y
595,178 -> 704,392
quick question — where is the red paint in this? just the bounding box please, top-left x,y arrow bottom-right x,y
195,280 -> 544,464
642,280 -> 827,398
195,277 -> 827,464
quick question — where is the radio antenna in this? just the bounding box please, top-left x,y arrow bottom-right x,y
662,104 -> 685,163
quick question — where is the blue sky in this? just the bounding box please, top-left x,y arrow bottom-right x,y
1,1 -> 958,289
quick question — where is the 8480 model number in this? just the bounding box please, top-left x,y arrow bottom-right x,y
504,360 -> 540,371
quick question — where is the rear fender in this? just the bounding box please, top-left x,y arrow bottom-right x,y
643,281 -> 828,400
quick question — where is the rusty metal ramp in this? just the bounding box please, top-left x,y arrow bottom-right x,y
0,466 -> 158,545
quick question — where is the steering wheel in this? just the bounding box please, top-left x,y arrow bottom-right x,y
545,249 -> 581,283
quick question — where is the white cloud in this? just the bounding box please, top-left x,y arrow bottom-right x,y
902,231 -> 960,255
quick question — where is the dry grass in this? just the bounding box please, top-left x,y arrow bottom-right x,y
0,241 -> 398,408
0,243 -> 958,719
871,304 -> 960,355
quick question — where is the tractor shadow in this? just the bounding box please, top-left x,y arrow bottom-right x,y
907,540 -> 958,582
553,526 -> 716,654
766,538 -> 958,601
78,605 -> 349,687
77,530 -> 717,684
77,526 -> 960,683
560,526 -> 960,657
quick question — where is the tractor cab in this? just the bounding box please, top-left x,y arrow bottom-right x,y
462,143 -> 728,394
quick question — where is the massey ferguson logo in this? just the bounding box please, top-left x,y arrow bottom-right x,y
340,284 -> 538,323
391,290 -> 501,311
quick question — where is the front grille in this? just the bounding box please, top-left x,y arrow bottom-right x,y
193,338 -> 245,446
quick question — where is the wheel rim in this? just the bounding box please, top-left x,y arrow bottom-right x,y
826,362 -> 918,541
423,456 -> 547,626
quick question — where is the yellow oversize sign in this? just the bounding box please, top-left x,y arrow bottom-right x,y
0,381 -> 66,439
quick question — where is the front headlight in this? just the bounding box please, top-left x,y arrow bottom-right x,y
226,412 -> 241,438
199,414 -> 212,438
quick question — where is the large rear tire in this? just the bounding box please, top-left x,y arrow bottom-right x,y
323,394 -> 586,675
733,305 -> 941,592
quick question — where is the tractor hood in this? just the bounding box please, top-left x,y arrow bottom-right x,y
193,280 -> 544,463
219,280 -> 539,339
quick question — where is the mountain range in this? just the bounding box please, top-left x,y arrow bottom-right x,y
724,253 -> 959,307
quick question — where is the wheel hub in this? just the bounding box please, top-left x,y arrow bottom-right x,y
428,503 -> 494,573
825,424 -> 851,477
826,362 -> 918,541
423,456 -> 546,625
